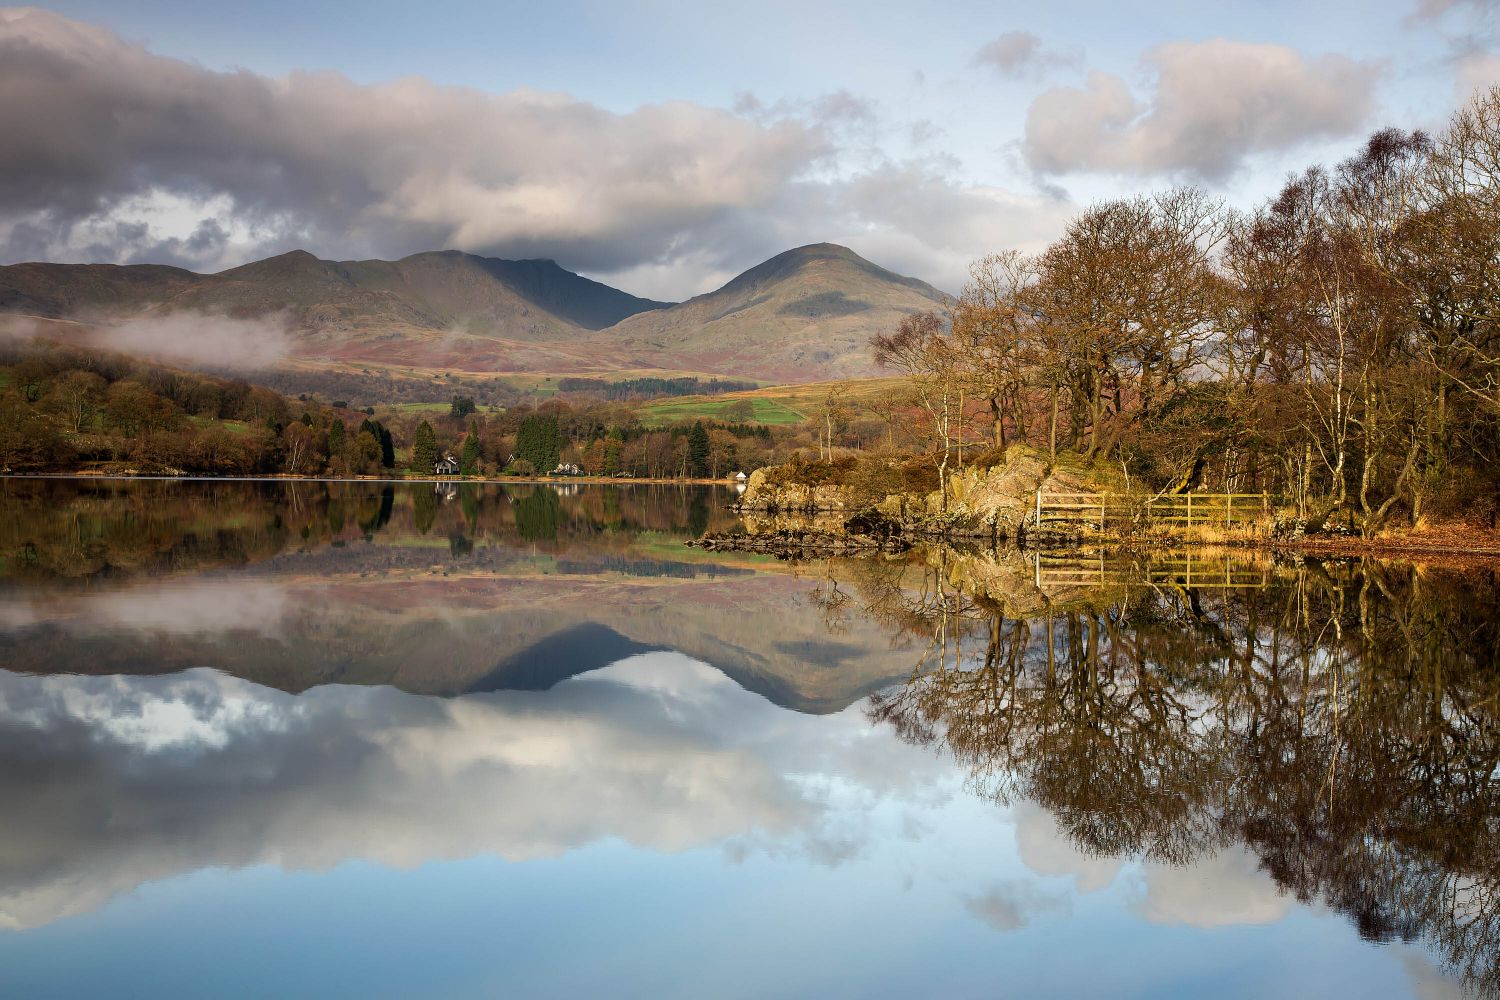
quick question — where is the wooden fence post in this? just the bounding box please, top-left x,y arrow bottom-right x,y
1226,494 -> 1233,527
1035,487 -> 1042,526
1186,492 -> 1192,527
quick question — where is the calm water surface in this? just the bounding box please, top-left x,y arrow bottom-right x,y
0,478 -> 1496,999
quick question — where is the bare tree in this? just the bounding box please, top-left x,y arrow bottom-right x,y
871,311 -> 960,511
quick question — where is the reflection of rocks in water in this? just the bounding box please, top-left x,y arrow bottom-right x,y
848,554 -> 1500,995
692,528 -> 910,558
737,510 -> 850,535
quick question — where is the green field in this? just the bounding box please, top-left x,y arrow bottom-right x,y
638,396 -> 806,427
188,415 -> 256,436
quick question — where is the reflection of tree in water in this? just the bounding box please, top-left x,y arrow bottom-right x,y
687,492 -> 710,539
460,483 -> 480,531
0,480 -> 740,585
514,487 -> 561,542
357,486 -> 395,538
411,484 -> 437,535
842,551 -> 1500,993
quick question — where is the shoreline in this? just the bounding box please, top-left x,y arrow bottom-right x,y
1,472 -> 738,487
10,471 -> 1499,564
720,505 -> 1500,565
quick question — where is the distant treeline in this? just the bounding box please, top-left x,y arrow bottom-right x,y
0,340 -> 794,479
556,376 -> 757,400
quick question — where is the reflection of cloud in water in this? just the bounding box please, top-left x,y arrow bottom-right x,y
1012,801 -> 1122,894
963,880 -> 1072,931
1131,847 -> 1293,929
0,653 -> 946,930
1010,802 -> 1301,933
1402,946 -> 1471,999
0,650 -> 1345,944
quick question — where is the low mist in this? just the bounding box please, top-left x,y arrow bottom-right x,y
99,311 -> 294,370
0,310 -> 293,371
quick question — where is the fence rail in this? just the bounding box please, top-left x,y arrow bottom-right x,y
1034,490 -> 1273,530
1030,551 -> 1271,589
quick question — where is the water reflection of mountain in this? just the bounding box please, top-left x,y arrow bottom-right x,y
0,480 -> 920,713
838,548 -> 1500,996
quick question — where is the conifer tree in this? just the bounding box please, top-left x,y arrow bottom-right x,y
688,421 -> 710,477
327,419 -> 346,471
461,419 -> 482,475
411,419 -> 437,472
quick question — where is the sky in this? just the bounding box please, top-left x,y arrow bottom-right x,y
1,1 -> 1498,299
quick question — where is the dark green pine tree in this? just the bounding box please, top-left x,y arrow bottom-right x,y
378,426 -> 396,468
460,419 -> 482,475
411,419 -> 438,472
688,421 -> 710,477
327,419 -> 346,467
517,414 -> 562,472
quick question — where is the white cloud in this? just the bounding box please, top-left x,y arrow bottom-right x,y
1023,40 -> 1378,180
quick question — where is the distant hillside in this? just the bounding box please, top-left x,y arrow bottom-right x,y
598,244 -> 948,381
0,243 -> 949,383
1,249 -> 668,337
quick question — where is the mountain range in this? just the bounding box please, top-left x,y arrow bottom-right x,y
0,243 -> 950,383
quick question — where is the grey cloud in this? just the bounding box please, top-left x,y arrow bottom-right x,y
0,9 -> 826,277
1413,0 -> 1499,20
908,120 -> 942,147
962,879 -> 1072,931
0,9 -> 1068,299
974,31 -> 1079,79
1023,40 -> 1377,180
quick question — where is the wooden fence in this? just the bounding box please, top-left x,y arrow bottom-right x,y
1034,490 -> 1272,531
1030,550 -> 1271,590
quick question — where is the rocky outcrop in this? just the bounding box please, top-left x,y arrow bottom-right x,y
920,447 -> 1094,540
737,468 -> 851,512
736,446 -> 1099,545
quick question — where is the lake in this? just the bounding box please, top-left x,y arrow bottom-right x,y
0,478 -> 1495,999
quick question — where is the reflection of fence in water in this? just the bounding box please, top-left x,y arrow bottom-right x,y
1035,490 -> 1273,530
1030,550 -> 1271,590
